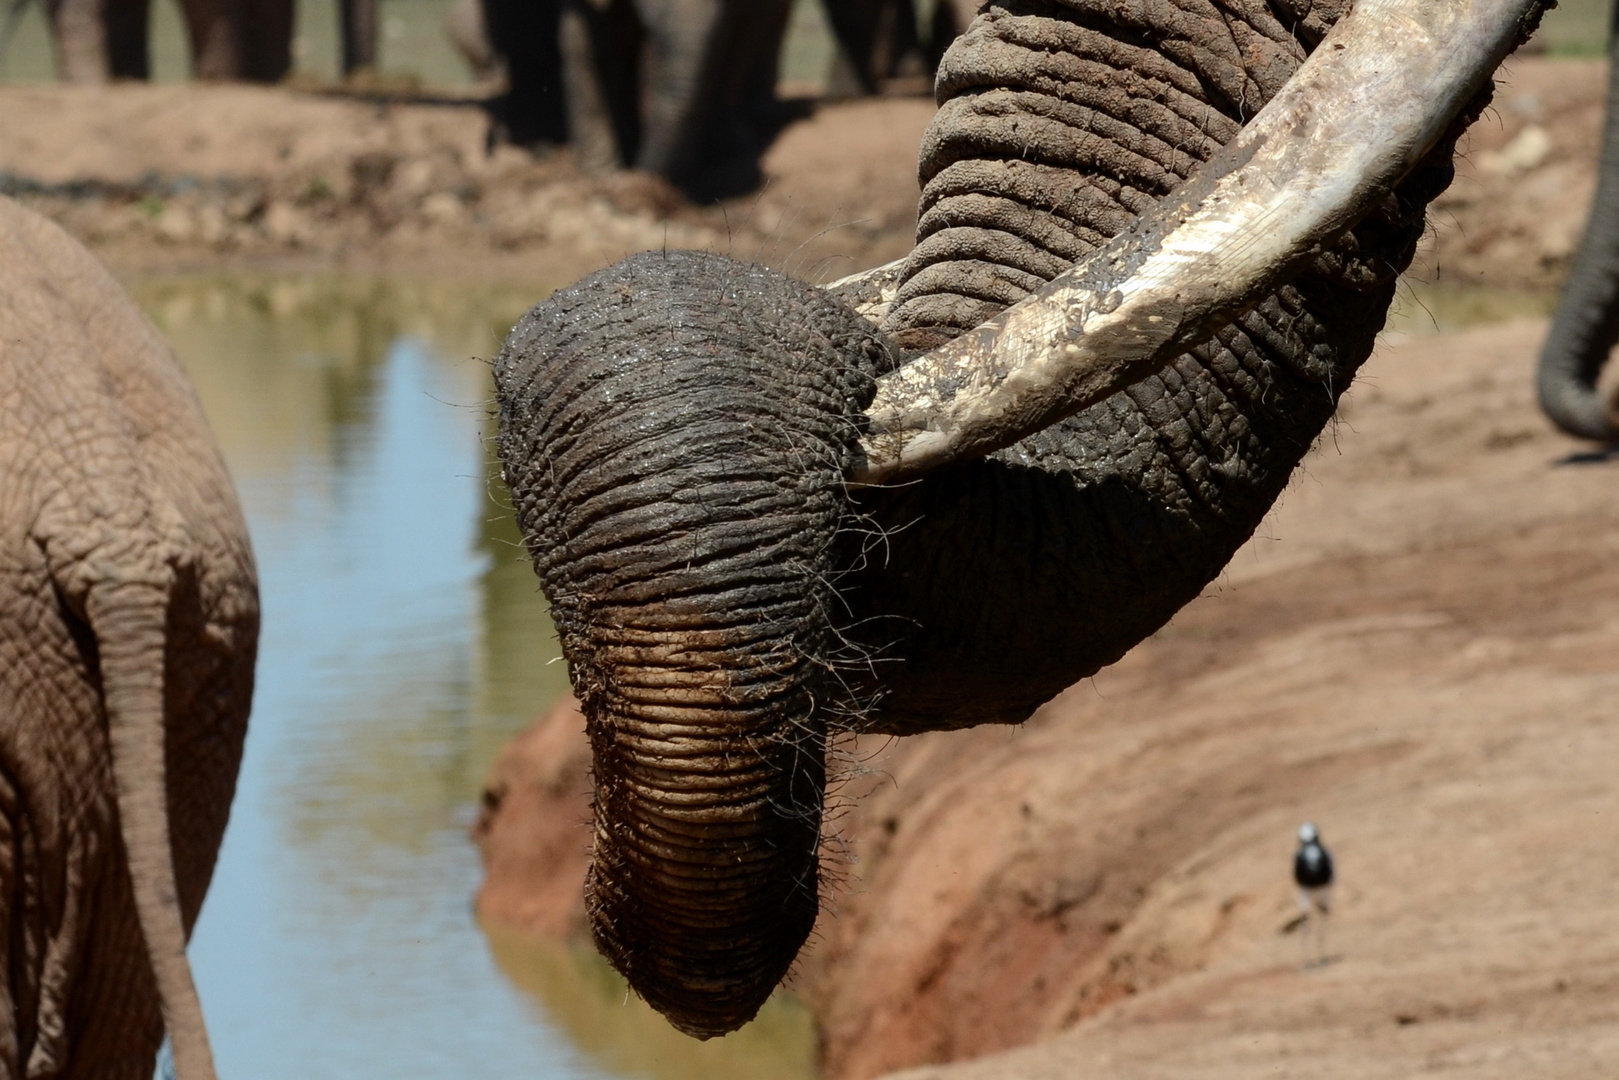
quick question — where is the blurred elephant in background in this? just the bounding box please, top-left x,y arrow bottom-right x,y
1539,0 -> 1619,441
468,0 -> 976,199
0,195 -> 257,1079
45,0 -> 292,81
821,0 -> 977,95
556,0 -> 796,199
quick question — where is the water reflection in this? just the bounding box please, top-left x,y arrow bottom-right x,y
484,924 -> 815,1080
135,276 -> 816,1080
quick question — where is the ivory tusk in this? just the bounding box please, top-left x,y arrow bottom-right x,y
850,0 -> 1547,485
824,258 -> 906,325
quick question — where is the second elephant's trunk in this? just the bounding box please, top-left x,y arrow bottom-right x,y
1538,4 -> 1619,441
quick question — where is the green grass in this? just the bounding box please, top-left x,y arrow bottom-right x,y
1537,0 -> 1611,56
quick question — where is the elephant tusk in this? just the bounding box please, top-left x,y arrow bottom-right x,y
850,0 -> 1548,485
824,258 -> 906,325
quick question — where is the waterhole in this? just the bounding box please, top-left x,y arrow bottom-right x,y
135,275 -> 818,1080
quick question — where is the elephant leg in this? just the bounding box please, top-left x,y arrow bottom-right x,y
631,0 -> 789,198
445,0 -> 496,78
560,0 -> 640,173
628,0 -> 723,184
920,0 -> 971,73
483,0 -> 567,145
876,0 -> 921,79
339,0 -> 375,76
1537,3 -> 1619,441
700,0 -> 792,193
821,0 -> 881,95
236,0 -> 292,81
104,0 -> 149,79
45,0 -> 108,82
174,0 -> 238,78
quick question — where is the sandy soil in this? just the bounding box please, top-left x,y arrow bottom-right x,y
803,320 -> 1619,1080
0,55 -> 1607,291
473,315 -> 1619,1080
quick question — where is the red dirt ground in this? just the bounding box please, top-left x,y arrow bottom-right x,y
475,317 -> 1619,1080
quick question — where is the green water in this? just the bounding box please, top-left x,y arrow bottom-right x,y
133,274 -> 818,1080
0,0 -> 845,86
1384,283 -> 1558,338
2,0 -> 1610,85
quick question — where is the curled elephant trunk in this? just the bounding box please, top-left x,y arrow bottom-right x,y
493,251 -> 891,1035
1538,6 -> 1619,442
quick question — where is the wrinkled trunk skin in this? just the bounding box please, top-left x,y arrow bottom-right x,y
495,251 -> 891,1036
1538,4 -> 1619,441
494,0 -> 1488,1038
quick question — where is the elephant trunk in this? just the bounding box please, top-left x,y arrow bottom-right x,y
582,662 -> 823,1036
1537,6 -> 1619,442
493,0 -> 1535,1033
493,250 -> 890,1035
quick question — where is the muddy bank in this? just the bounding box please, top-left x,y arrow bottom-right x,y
473,316 -> 1619,1079
472,697 -> 592,942
0,81 -> 931,284
0,54 -> 1609,291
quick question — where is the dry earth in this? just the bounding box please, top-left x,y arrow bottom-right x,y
475,317 -> 1619,1080
0,55 -> 1607,291
0,82 -> 933,284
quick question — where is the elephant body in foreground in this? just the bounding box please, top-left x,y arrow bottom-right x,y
495,0 -> 1536,1039
46,0 -> 291,81
0,196 -> 256,1078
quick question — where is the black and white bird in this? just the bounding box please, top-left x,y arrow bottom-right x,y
1293,822 -> 1334,963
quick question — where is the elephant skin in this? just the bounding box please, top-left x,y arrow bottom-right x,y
0,196 -> 256,1078
493,0 -> 1521,1038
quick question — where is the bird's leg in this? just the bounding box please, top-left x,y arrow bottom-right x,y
1297,888 -> 1314,966
1316,886 -> 1332,963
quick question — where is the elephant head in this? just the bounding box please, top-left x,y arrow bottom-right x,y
494,0 -> 1547,1038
